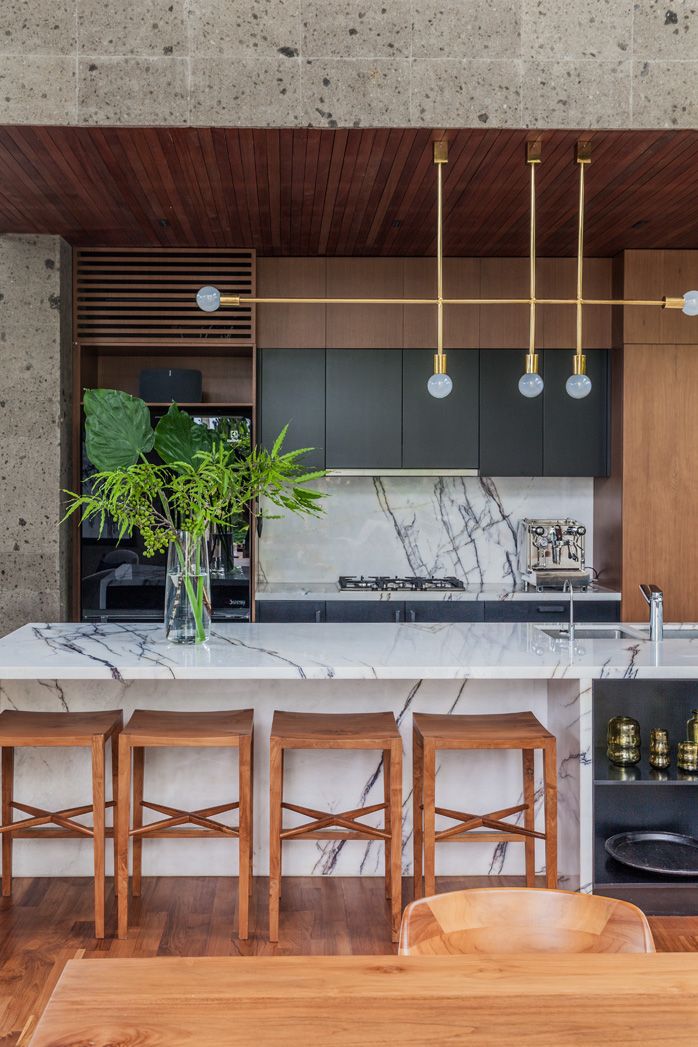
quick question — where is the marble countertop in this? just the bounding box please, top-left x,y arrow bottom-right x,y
1,620 -> 697,681
255,582 -> 621,602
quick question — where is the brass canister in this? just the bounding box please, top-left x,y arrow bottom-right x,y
687,709 -> 698,745
607,716 -> 641,766
649,728 -> 670,769
677,740 -> 698,772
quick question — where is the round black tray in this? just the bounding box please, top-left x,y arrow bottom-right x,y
605,830 -> 698,877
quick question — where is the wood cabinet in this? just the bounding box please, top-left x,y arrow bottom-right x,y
402,349 -> 479,469
325,349 -> 402,469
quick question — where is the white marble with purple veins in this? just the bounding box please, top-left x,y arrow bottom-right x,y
1,621 -> 697,884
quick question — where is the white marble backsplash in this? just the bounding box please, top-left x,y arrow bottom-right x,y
259,475 -> 594,585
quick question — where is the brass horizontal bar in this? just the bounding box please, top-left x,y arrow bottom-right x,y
231,295 -> 670,308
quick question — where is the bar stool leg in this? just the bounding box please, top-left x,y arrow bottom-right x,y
1,746 -> 14,897
522,748 -> 536,888
248,729 -> 254,897
238,734 -> 252,940
543,741 -> 558,889
131,747 -> 144,898
268,737 -> 283,943
111,733 -> 119,897
389,738 -> 403,943
117,734 -> 131,940
412,727 -> 423,900
91,737 -> 106,939
423,742 -> 436,899
383,748 -> 391,900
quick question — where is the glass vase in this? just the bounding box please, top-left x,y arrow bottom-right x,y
164,531 -> 211,644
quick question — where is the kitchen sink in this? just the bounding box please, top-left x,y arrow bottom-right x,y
539,626 -> 641,641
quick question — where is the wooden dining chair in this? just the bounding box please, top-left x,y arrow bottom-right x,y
399,887 -> 655,955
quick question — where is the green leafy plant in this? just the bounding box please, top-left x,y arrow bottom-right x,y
64,389 -> 325,641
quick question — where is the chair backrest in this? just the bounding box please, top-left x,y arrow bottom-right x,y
399,888 -> 655,955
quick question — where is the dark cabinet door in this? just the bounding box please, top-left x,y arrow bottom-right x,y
402,349 -> 479,469
404,601 -> 485,623
325,600 -> 404,623
483,600 -> 619,622
542,349 -> 609,476
256,600 -> 325,623
325,350 -> 402,469
479,349 -> 544,476
259,349 -> 326,471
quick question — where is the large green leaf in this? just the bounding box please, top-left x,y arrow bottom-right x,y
84,389 -> 155,471
154,404 -> 215,470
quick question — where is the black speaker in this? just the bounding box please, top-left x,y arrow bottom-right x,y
139,368 -> 203,403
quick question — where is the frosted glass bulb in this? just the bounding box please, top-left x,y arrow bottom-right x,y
566,373 -> 592,399
427,372 -> 453,399
518,371 -> 544,398
682,290 -> 698,316
196,285 -> 221,312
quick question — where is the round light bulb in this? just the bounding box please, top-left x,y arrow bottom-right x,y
566,372 -> 592,399
518,371 -> 544,398
682,290 -> 698,316
427,372 -> 453,399
196,285 -> 221,312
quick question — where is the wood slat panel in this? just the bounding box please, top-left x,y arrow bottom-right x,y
75,247 -> 255,347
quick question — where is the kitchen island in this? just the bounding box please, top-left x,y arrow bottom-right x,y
2,620 -> 698,903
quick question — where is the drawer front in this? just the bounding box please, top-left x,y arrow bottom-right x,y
325,601 -> 405,623
404,601 -> 485,623
256,600 -> 325,623
484,600 -> 620,623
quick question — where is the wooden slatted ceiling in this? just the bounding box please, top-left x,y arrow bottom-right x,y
75,247 -> 254,346
1,127 -> 698,256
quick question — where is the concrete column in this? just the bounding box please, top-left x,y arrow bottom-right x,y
0,235 -> 71,635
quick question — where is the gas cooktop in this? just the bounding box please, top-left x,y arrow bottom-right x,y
338,575 -> 465,592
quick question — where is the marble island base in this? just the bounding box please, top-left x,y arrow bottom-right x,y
1,675 -> 586,886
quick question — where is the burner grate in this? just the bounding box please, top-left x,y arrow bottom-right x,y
338,575 -> 465,592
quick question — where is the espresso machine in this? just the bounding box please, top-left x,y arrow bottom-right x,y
519,518 -> 591,591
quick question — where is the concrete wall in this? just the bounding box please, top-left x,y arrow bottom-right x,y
0,236 -> 71,635
1,0 -> 697,129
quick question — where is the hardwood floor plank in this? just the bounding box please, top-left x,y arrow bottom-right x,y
0,877 -> 696,1045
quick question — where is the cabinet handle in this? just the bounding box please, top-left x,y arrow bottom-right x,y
315,609 -> 322,623
409,609 -> 416,623
537,605 -> 565,614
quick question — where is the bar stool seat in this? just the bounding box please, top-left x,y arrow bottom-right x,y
269,710 -> 403,943
0,708 -> 123,939
412,711 -> 557,900
117,708 -> 254,941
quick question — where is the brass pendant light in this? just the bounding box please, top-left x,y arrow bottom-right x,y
196,135 -> 698,400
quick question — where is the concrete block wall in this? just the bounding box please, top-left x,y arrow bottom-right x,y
0,0 -> 696,128
0,236 -> 70,636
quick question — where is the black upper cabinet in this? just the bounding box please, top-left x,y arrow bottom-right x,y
542,349 -> 609,477
402,349 -> 479,469
259,349 -> 326,471
325,349 -> 402,469
479,349 -> 544,476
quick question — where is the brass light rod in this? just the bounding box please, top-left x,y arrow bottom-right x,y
220,295 -> 677,307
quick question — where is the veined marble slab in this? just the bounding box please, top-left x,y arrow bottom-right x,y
256,582 -> 621,602
0,620 -> 696,681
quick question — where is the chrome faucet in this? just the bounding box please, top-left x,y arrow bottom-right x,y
640,584 -> 664,641
563,579 -> 575,642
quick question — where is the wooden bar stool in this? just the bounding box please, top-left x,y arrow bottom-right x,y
412,711 -> 557,899
269,711 -> 403,943
0,709 -> 123,938
116,709 -> 254,941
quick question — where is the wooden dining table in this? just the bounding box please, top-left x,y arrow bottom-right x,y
28,953 -> 698,1045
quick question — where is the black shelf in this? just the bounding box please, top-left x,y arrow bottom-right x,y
594,747 -> 698,785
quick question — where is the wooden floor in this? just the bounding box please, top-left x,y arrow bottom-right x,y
1,876 -> 698,1045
